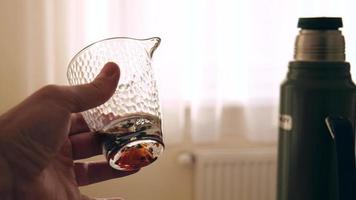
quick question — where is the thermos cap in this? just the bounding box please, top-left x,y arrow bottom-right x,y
298,17 -> 343,30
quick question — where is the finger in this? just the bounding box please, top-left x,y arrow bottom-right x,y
70,113 -> 90,134
69,132 -> 102,160
74,161 -> 139,186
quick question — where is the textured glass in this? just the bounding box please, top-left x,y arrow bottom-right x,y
67,37 -> 161,131
67,37 -> 164,171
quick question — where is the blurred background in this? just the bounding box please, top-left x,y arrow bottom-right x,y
1,0 -> 356,199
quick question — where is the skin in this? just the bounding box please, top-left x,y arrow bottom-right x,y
0,62 -> 136,200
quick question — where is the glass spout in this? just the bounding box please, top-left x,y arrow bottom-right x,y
142,37 -> 161,58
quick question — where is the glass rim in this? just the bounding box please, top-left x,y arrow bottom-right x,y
67,36 -> 161,79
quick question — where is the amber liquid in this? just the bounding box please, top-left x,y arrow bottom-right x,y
97,113 -> 164,171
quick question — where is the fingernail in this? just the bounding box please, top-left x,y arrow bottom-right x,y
98,62 -> 119,78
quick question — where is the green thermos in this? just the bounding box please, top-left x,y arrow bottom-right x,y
277,17 -> 356,200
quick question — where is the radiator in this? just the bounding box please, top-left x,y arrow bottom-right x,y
194,148 -> 277,200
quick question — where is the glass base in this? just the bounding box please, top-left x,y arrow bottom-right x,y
107,139 -> 164,171
98,113 -> 164,171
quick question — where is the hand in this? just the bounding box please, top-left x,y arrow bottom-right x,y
0,62 -> 136,200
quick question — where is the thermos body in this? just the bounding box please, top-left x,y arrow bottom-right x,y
278,61 -> 356,200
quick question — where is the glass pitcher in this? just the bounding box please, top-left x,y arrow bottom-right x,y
67,37 -> 164,171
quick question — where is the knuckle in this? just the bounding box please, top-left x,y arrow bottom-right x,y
35,85 -> 70,110
37,84 -> 63,99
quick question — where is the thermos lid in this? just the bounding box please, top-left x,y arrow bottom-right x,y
298,17 -> 343,30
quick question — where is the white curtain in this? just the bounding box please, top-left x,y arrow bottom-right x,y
0,0 -> 70,111
2,0 -> 356,144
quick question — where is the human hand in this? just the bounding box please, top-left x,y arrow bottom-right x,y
0,62 -> 136,200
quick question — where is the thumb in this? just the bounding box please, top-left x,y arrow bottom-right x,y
63,62 -> 120,112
